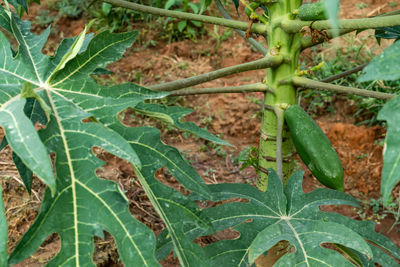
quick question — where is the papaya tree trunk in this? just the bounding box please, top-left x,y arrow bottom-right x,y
257,0 -> 302,189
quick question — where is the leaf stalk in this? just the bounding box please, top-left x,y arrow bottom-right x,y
169,83 -> 273,96
148,55 -> 283,92
282,14 -> 400,33
292,76 -> 395,100
103,0 -> 267,34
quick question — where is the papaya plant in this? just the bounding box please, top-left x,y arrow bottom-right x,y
1,0 -> 400,266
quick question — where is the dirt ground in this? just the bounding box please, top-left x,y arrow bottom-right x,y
1,0 -> 399,266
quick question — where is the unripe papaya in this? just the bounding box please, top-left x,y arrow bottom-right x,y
298,2 -> 328,21
285,105 -> 344,191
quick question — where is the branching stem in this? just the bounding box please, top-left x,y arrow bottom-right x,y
148,56 -> 282,91
282,14 -> 400,33
169,83 -> 273,96
292,76 -> 395,100
103,0 -> 267,34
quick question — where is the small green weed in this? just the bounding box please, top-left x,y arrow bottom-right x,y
209,25 -> 233,52
233,146 -> 259,170
356,3 -> 369,10
160,0 -> 206,42
53,0 -> 89,18
356,196 -> 400,230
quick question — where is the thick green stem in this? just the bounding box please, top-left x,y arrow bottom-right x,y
292,77 -> 395,100
103,0 -> 267,34
282,14 -> 400,33
256,0 -> 301,191
169,83 -> 273,96
148,56 -> 282,91
302,11 -> 400,49
274,106 -> 285,181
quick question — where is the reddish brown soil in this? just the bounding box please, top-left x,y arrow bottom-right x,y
1,0 -> 399,266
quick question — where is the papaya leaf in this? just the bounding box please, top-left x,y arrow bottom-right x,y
107,124 -> 213,267
48,21 -> 94,80
0,185 -> 6,267
8,103 -> 158,265
12,152 -> 33,193
68,79 -> 216,265
0,9 -> 223,265
0,12 -> 165,265
134,166 -> 212,267
10,15 -> 51,83
0,97 -> 55,195
0,97 -> 47,192
0,7 -> 12,32
358,40 -> 400,82
134,102 -> 231,146
159,170 -> 400,266
377,96 -> 400,206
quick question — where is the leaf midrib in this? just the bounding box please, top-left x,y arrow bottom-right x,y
285,219 -> 310,267
46,89 -> 80,267
11,18 -> 43,84
46,89 -> 150,266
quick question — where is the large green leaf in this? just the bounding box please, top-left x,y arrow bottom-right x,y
74,86 -> 216,265
159,170 -> 400,266
0,9 -> 224,265
134,102 -> 230,146
358,40 -> 400,82
10,14 -> 51,83
377,96 -> 400,205
112,125 -> 213,267
1,97 -> 48,193
0,185 -> 6,267
0,12 -> 162,265
8,101 -> 157,265
0,13 -> 56,193
0,97 -> 55,194
0,7 -> 11,32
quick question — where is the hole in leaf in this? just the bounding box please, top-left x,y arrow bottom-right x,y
12,233 -> 60,265
196,197 -> 250,210
2,161 -> 54,264
194,228 -> 241,246
159,250 -> 180,266
255,241 -> 292,267
92,147 -> 164,231
154,167 -> 191,196
93,231 -> 122,266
